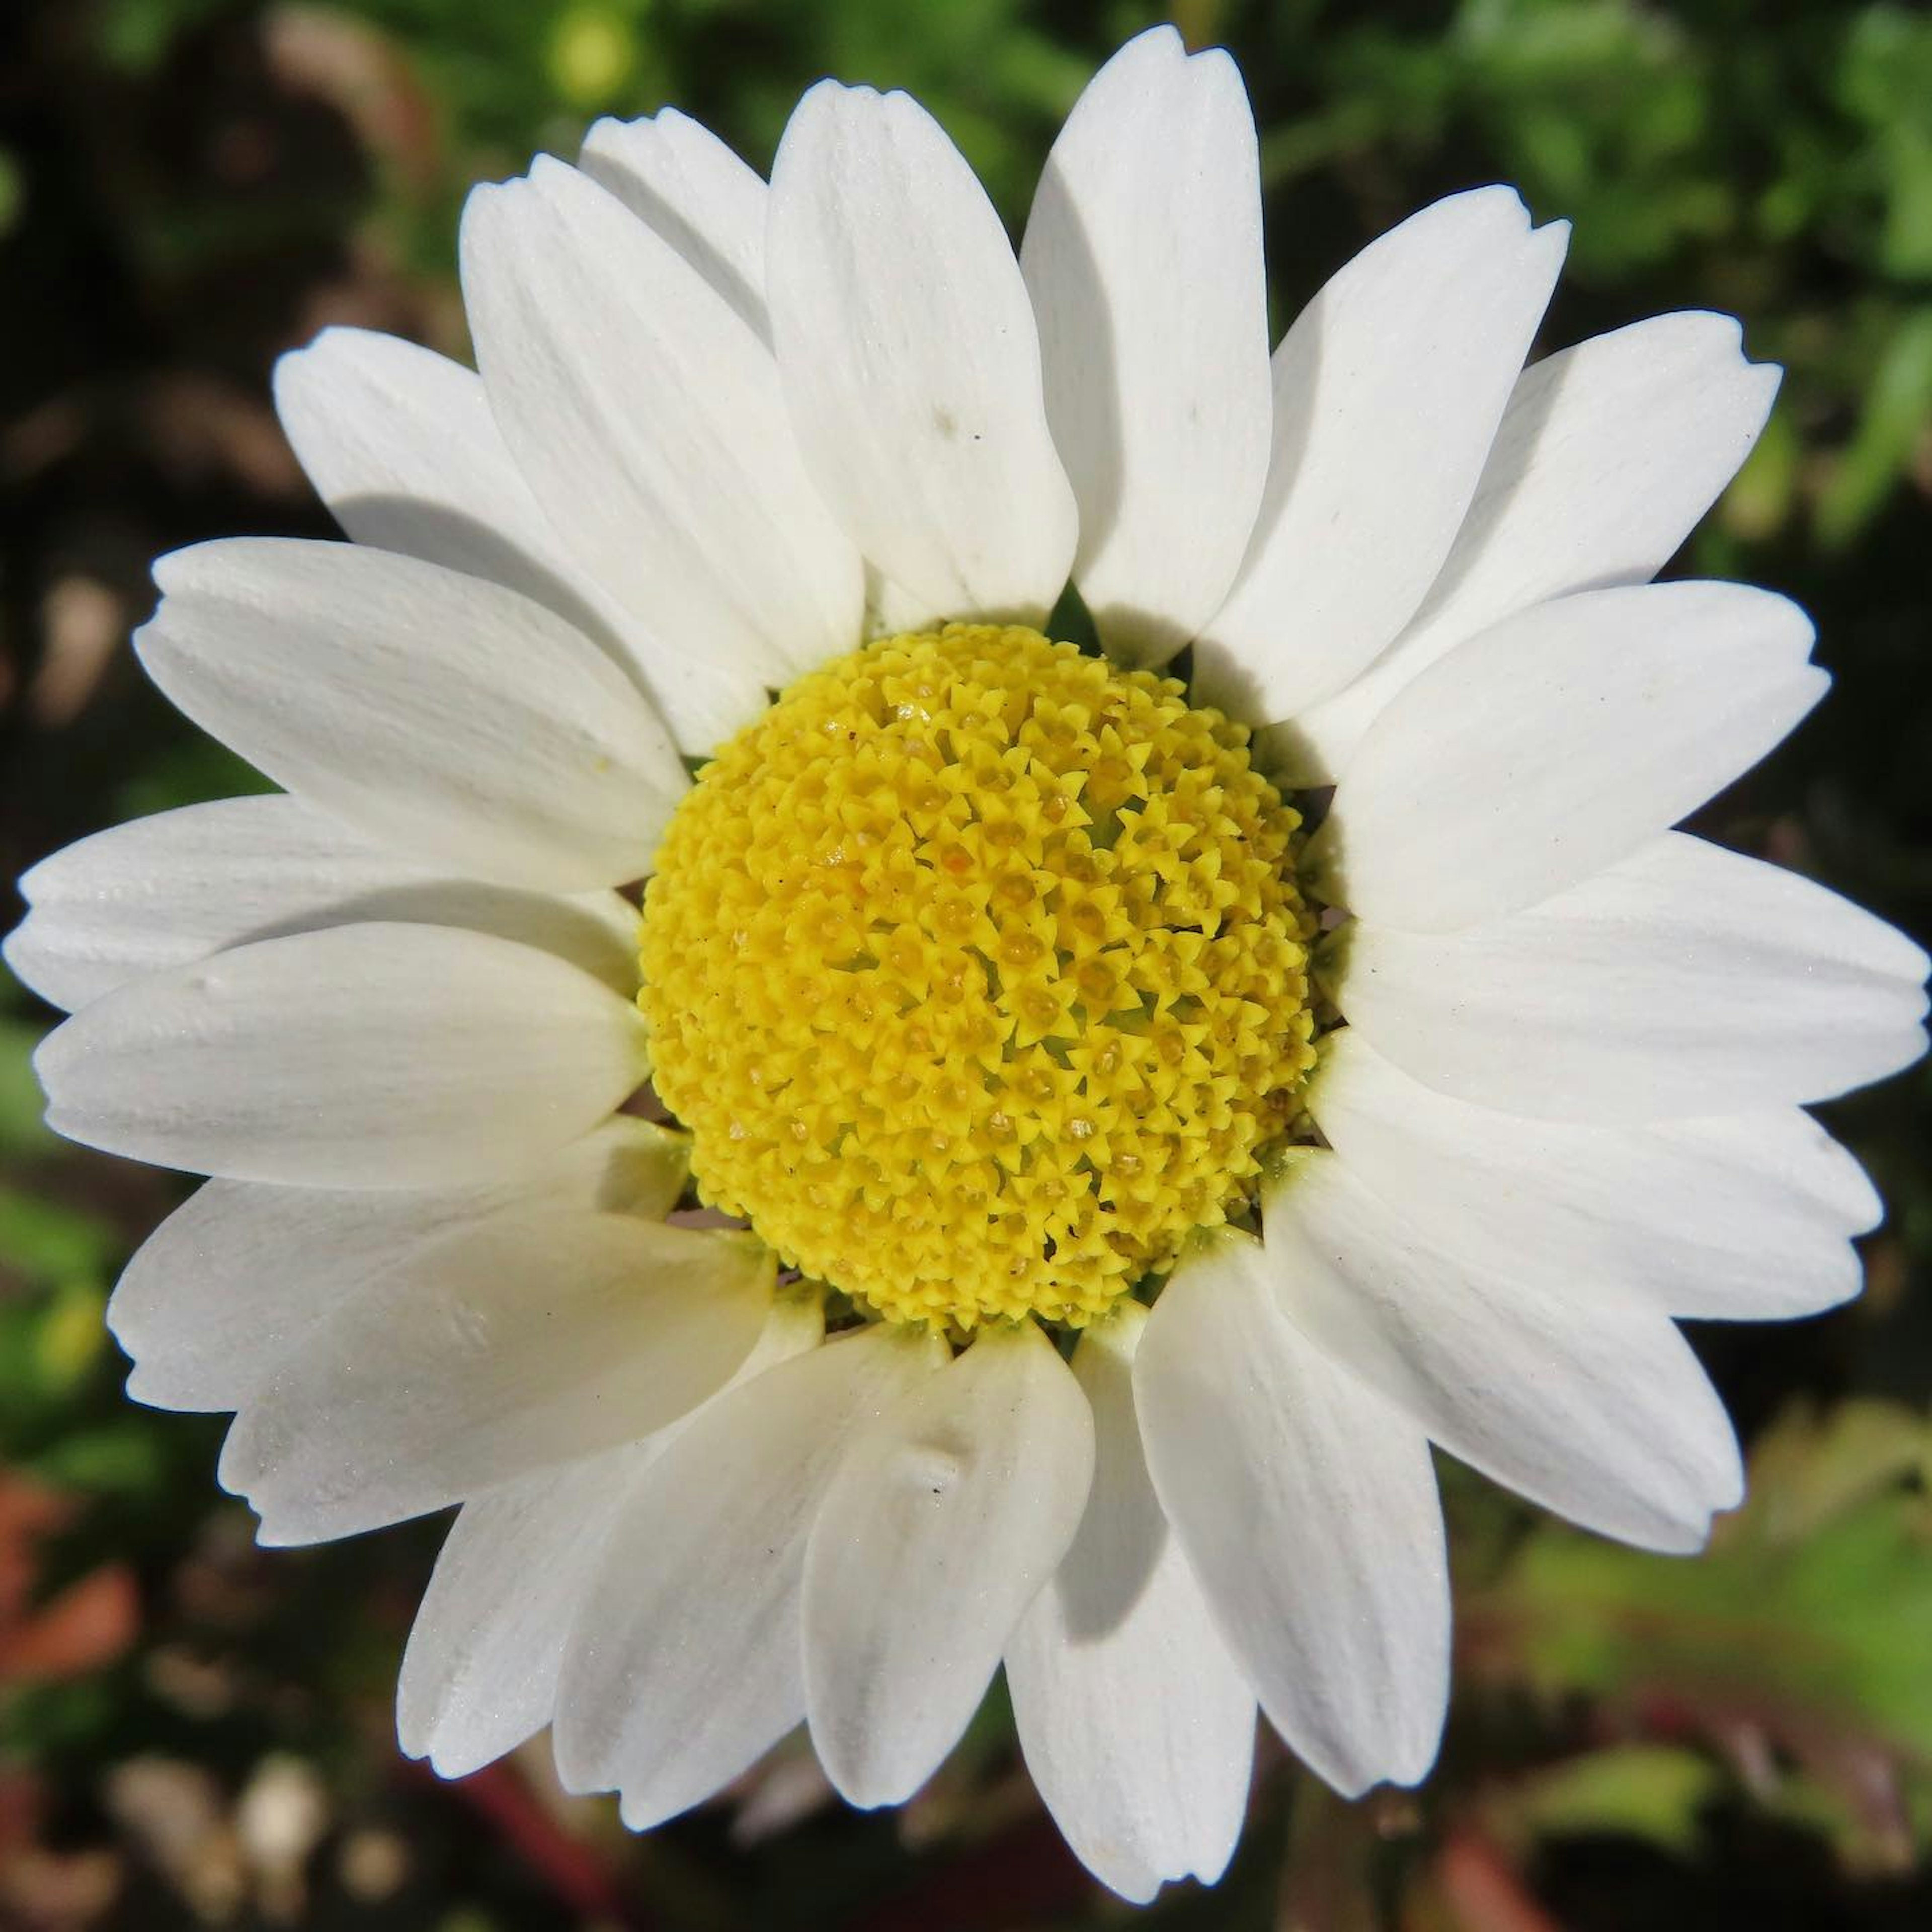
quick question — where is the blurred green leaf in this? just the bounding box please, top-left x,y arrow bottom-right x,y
0,1187 -> 118,1290
90,0 -> 232,71
1838,5 -> 1932,279
1477,1401 -> 1932,1765
32,1280 -> 111,1399
1497,1745 -> 1725,1857
30,1419 -> 167,1503
1816,307 -> 1932,547
0,1016 -> 55,1157
1718,405 -> 1802,544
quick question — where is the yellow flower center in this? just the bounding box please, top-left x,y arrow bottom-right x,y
639,624 -> 1317,1331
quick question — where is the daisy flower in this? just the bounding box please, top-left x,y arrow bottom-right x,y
9,24 -> 1927,1904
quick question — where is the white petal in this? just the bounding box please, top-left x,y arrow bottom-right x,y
864,561 -> 953,639
1283,313 -> 1782,781
1333,832 -> 1929,1122
802,1322 -> 1095,1807
579,108 -> 768,336
555,1322 -> 946,1828
399,1294 -> 823,1781
399,1448 -> 641,1779
460,158 -> 862,697
1136,1237 -> 1448,1796
273,327 -> 760,753
220,1209 -> 773,1543
768,82 -> 1078,623
109,1117 -> 688,1413
1310,1032 -> 1881,1322
1194,189 -> 1567,720
1315,582 -> 1825,931
1260,1153 -> 1744,1552
1019,27 -> 1270,663
1005,1303 -> 1254,1904
136,539 -> 683,892
5,793 -> 640,1013
273,328 -> 581,599
35,922 -> 649,1188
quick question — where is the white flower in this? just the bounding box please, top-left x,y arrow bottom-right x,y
9,25 -> 1927,1905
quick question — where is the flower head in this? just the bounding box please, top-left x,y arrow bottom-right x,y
9,24 -> 1927,1905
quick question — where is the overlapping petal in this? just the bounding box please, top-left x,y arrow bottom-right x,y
135,539 -> 684,891
4,793 -> 641,1013
1313,582 -> 1824,931
579,108 -> 769,336
461,158 -> 863,702
1020,26 -> 1270,663
1260,1153 -> 1744,1552
1137,1236 -> 1450,1795
35,923 -> 649,1188
398,1448 -> 647,1779
219,1209 -> 773,1544
1194,188 -> 1567,721
768,82 -> 1078,623
400,1296 -> 824,1781
802,1322 -> 1094,1807
1310,1032 -> 1881,1321
273,327 -> 760,753
273,328 -> 602,620
555,1321 -> 944,1828
1331,832 -> 1929,1122
109,1118 -> 687,1414
1281,314 -> 1781,781
1005,1303 -> 1254,1903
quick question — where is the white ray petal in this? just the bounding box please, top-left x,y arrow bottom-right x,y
1006,1303 -> 1254,1903
1313,581 -> 1824,932
271,328 -> 763,754
1279,313 -> 1781,781
554,1322 -> 946,1828
579,108 -> 768,336
399,1295 -> 824,1780
460,159 -> 863,696
36,923 -> 649,1190
1136,1237 -> 1450,1795
1193,188 -> 1566,720
5,793 -> 640,1013
1260,1152 -> 1743,1552
1332,832 -> 1929,1122
220,1210 -> 773,1544
1020,27 -> 1271,663
1310,1031 -> 1881,1322
35,922 -> 649,1188
135,538 -> 684,891
109,1117 -> 688,1413
768,81 -> 1078,623
802,1322 -> 1094,1806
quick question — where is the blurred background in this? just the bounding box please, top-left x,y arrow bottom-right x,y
1,0 -> 1929,1926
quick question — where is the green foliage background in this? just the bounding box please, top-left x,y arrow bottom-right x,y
1,1 -> 1929,1926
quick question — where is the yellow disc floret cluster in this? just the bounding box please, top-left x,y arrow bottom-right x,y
639,624 -> 1317,1331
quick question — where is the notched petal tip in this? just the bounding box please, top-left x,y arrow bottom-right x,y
1530,217 -> 1572,279
454,171 -> 513,239
1452,181 -> 1534,227
789,75 -> 881,122
1125,20 -> 1186,57
268,333 -> 328,409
